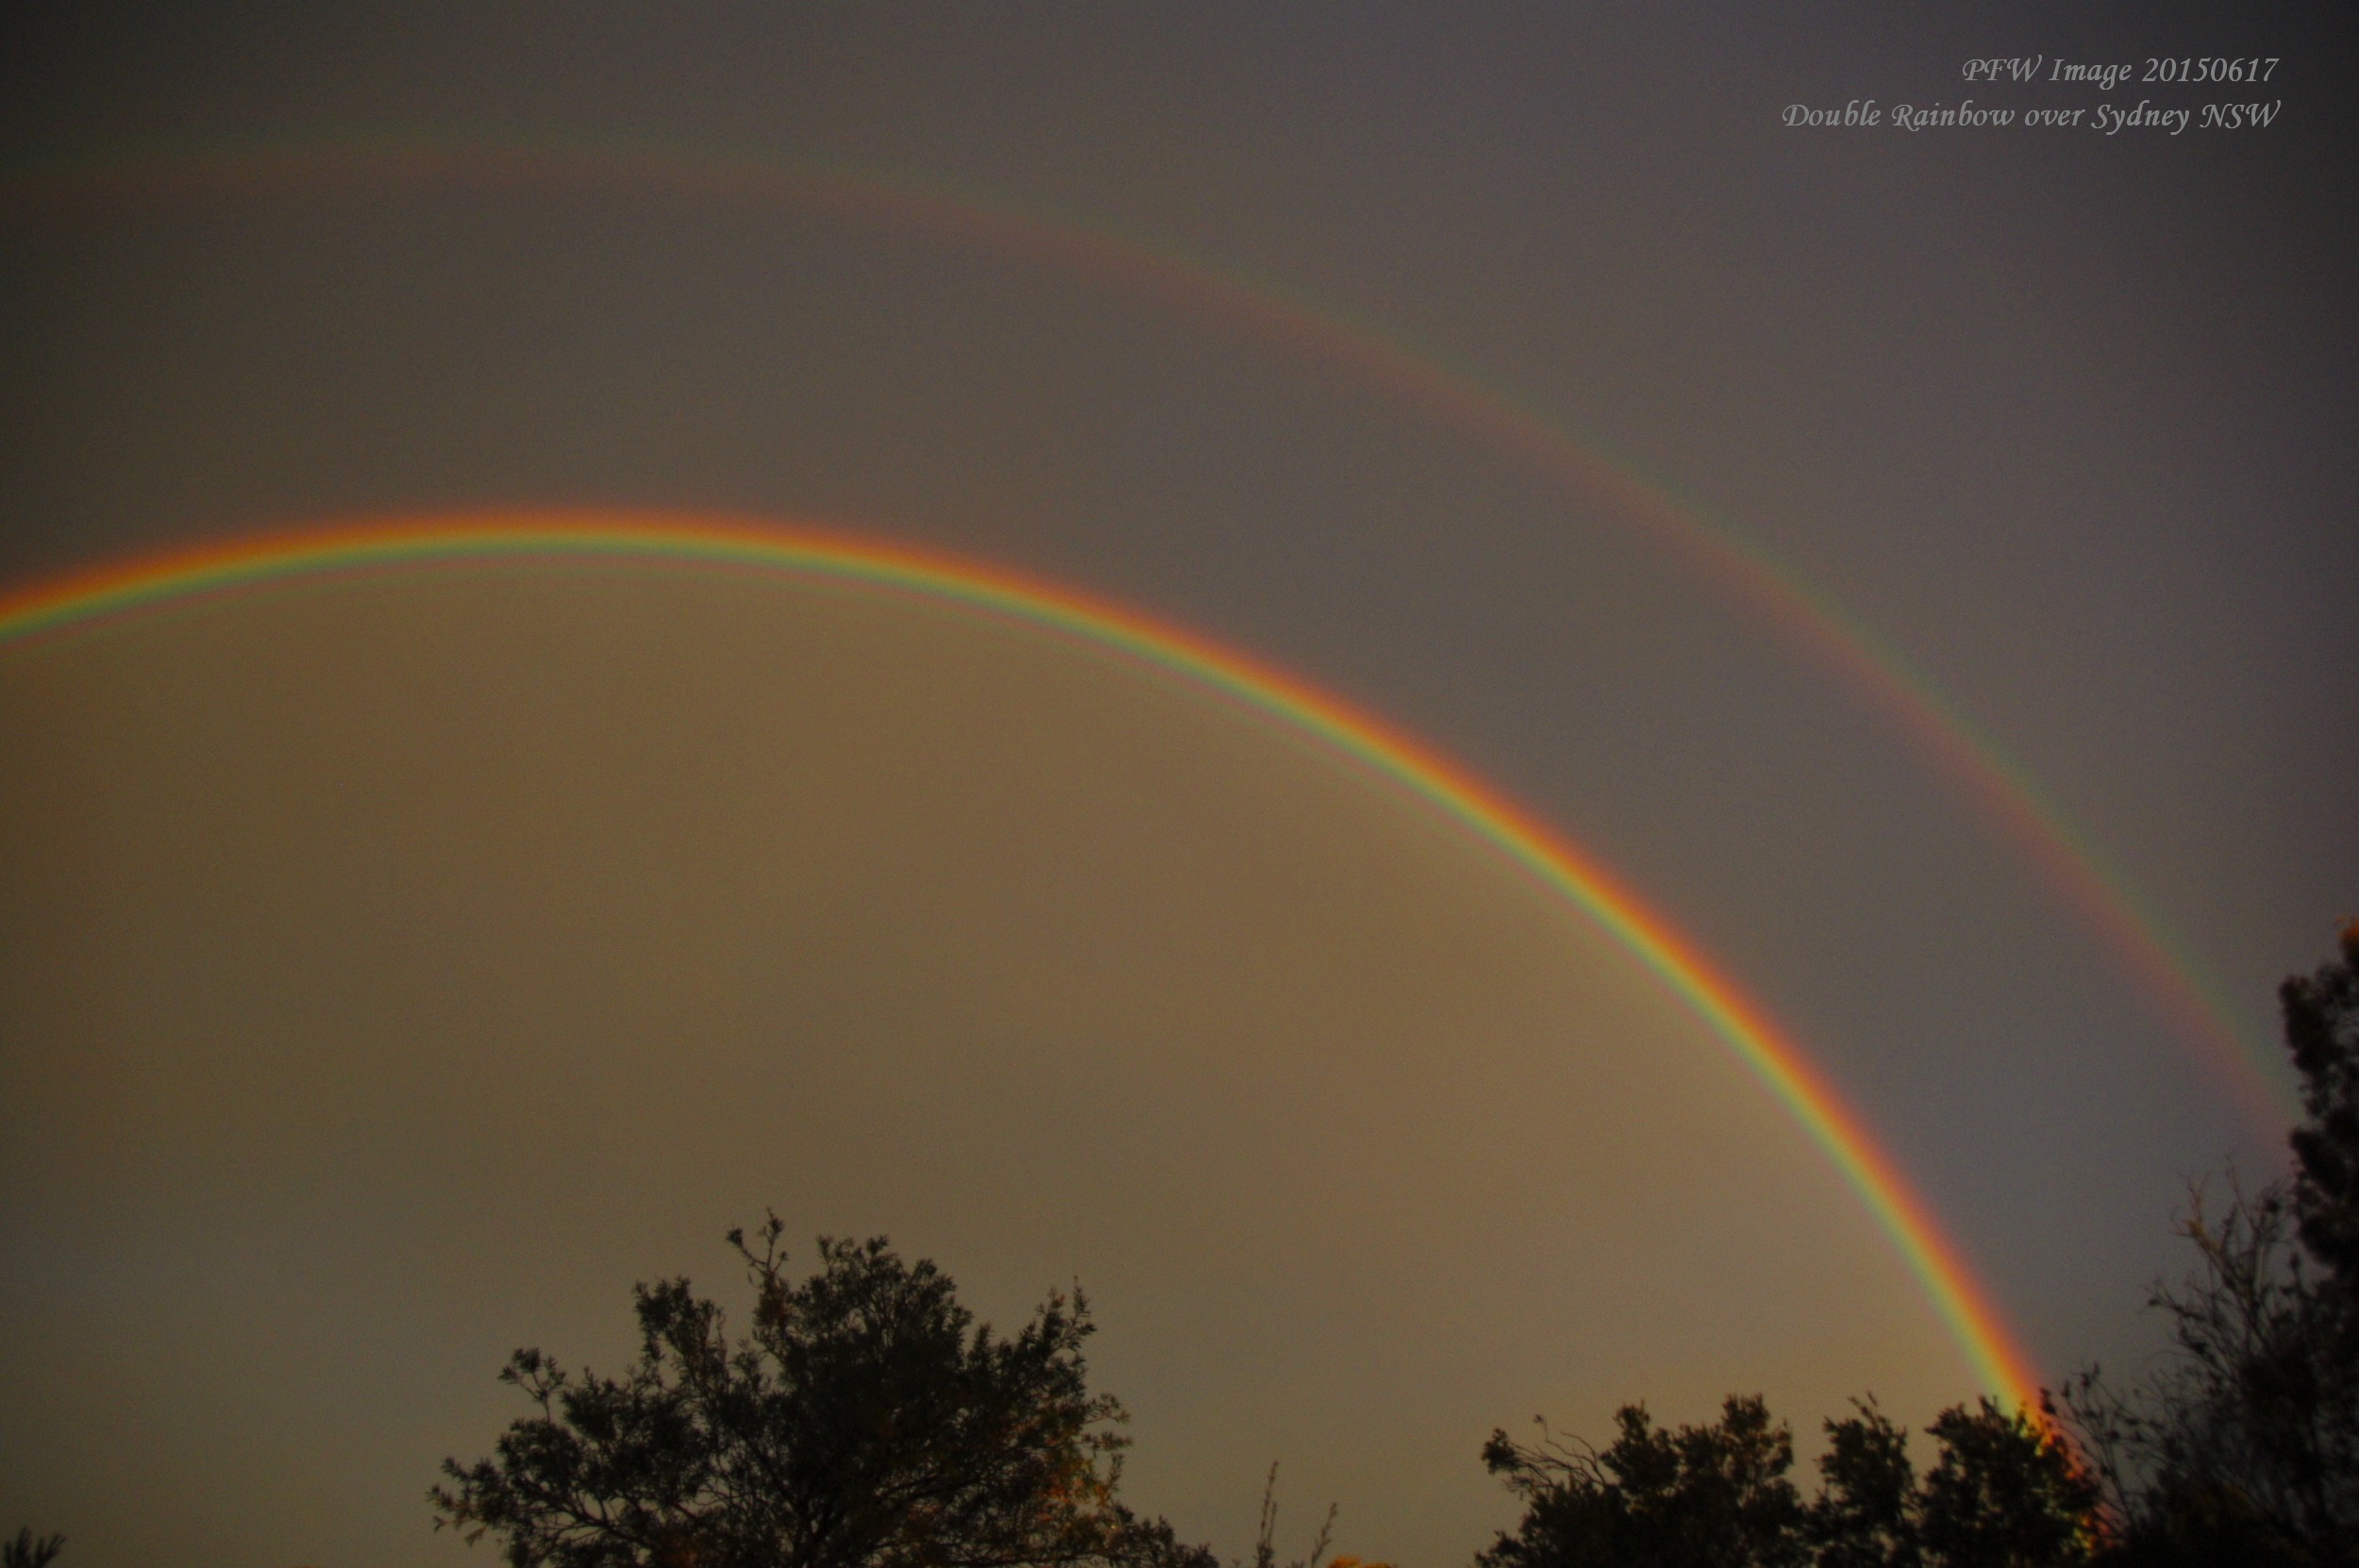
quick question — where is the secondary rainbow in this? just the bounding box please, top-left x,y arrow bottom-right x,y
0,130 -> 2286,1129
0,510 -> 2047,1410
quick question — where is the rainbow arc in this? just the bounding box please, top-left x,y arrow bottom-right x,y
0,511 -> 2049,1411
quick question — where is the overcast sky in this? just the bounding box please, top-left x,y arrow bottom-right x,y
2,6 -> 2353,1567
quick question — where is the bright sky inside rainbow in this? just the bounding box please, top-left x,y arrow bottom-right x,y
0,511 -> 2048,1411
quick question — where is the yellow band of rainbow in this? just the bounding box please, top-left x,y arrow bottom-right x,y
0,510 -> 2046,1410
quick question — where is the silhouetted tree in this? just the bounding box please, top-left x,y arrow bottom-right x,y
1481,1394 -> 2095,1568
1807,1400 -> 1918,1568
1478,1395 -> 1808,1568
1240,1464 -> 1335,1568
2,1530 -> 64,1568
435,1220 -> 1212,1568
2060,926 -> 2359,1566
2284,923 -> 2359,1290
1914,1400 -> 2099,1567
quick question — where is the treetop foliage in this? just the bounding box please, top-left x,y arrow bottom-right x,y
1480,1395 -> 1804,1568
2284,922 -> 2359,1287
434,1221 -> 1212,1568
1,1530 -> 64,1568
1477,1393 -> 2095,1568
2057,923 -> 2359,1566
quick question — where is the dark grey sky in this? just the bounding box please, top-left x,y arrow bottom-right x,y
2,6 -> 2353,1566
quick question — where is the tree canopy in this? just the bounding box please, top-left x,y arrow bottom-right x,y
1,1530 -> 64,1568
2284,923 -> 2359,1288
1478,1395 -> 1806,1568
2059,924 -> 2359,1565
434,1221 -> 1211,1568
1476,1393 -> 2096,1568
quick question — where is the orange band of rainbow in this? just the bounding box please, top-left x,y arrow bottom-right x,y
0,510 -> 2047,1410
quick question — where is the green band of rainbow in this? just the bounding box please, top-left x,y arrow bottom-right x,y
0,130 -> 2288,1130
0,510 -> 2046,1410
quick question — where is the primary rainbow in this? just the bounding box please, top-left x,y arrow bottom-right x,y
0,130 -> 2287,1129
0,511 -> 2046,1410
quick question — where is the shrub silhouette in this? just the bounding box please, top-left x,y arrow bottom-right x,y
435,1220 -> 1211,1568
